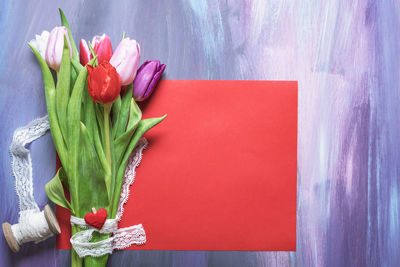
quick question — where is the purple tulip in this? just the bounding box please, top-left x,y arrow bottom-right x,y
132,60 -> 166,102
45,26 -> 72,71
109,38 -> 140,86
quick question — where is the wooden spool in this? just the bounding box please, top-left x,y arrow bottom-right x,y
2,222 -> 19,253
2,205 -> 61,253
44,205 -> 61,235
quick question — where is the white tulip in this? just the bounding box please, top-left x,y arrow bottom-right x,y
29,31 -> 50,60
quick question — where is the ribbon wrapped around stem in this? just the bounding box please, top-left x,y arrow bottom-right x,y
70,216 -> 145,257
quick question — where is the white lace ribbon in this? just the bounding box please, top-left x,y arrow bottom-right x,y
11,115 -> 50,212
9,116 -> 55,244
70,221 -> 146,257
70,138 -> 148,257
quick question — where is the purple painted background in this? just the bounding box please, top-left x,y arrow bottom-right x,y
1,0 -> 399,266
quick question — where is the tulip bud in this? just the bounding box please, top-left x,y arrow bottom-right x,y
80,34 -> 113,65
45,26 -> 72,71
87,61 -> 121,104
29,31 -> 50,60
109,38 -> 140,86
132,60 -> 166,102
80,39 -> 90,66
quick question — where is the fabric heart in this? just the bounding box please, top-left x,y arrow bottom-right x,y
84,208 -> 107,229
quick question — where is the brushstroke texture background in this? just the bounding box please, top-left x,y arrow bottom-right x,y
0,0 -> 399,266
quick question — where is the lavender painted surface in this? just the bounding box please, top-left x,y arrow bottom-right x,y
0,0 -> 399,266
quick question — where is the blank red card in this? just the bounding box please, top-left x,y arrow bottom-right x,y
56,80 -> 297,251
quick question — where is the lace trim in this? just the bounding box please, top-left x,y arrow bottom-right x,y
8,116 -> 55,244
70,229 -> 114,257
112,224 -> 146,250
10,115 -> 50,212
117,138 -> 148,221
70,223 -> 146,257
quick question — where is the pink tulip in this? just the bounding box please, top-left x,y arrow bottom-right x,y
80,34 -> 113,66
109,38 -> 140,86
45,26 -> 72,71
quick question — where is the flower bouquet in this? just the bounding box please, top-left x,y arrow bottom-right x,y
29,9 -> 166,267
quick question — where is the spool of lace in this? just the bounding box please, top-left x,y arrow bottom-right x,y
2,116 -> 60,252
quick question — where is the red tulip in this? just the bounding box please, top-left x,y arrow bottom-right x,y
80,34 -> 113,65
87,61 -> 121,104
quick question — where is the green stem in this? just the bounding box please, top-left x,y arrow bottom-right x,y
71,225 -> 83,267
104,104 -> 112,197
83,232 -> 110,267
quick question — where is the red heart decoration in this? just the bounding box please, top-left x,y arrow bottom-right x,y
84,208 -> 107,229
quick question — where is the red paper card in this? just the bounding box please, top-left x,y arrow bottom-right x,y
57,80 -> 297,251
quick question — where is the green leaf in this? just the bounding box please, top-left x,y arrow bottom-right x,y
77,122 -> 109,215
111,97 -> 121,131
94,103 -> 105,145
67,67 -> 88,152
71,58 -> 83,73
114,99 -> 142,166
93,124 -> 110,175
45,167 -> 73,211
127,98 -> 142,130
88,42 -> 98,66
59,8 -> 79,61
82,84 -> 94,133
70,65 -> 78,93
66,66 -> 88,210
110,115 -> 167,217
114,84 -> 132,139
28,44 -> 67,165
55,36 -> 71,138
87,55 -> 97,67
